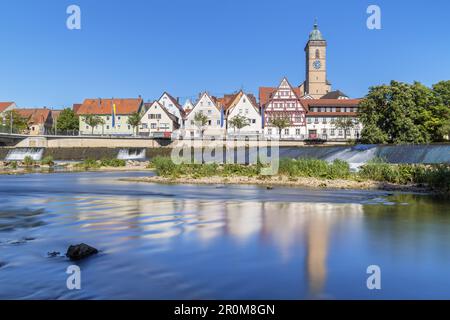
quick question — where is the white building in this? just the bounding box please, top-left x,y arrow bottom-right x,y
140,101 -> 179,138
226,91 -> 263,137
302,99 -> 363,140
182,92 -> 225,138
158,92 -> 184,125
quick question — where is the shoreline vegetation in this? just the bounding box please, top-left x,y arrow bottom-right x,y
1,155 -> 449,194
130,156 -> 450,194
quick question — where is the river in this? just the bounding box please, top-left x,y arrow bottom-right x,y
0,171 -> 449,299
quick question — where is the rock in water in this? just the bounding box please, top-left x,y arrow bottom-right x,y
66,243 -> 98,261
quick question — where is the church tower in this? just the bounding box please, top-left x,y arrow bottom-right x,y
304,20 -> 331,99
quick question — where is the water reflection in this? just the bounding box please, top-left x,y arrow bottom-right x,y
1,172 -> 450,299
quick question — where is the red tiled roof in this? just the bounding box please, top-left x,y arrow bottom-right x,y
51,110 -> 62,121
259,87 -> 302,106
72,104 -> 82,114
15,108 -> 52,125
0,102 -> 14,113
306,112 -> 358,117
77,98 -> 143,115
300,98 -> 361,107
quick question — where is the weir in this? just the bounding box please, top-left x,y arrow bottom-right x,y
279,144 -> 450,166
117,148 -> 147,161
5,148 -> 45,161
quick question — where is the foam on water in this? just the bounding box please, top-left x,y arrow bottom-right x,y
117,148 -> 146,160
5,148 -> 44,161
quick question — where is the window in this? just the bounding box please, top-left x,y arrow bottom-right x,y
151,123 -> 157,129
128,125 -> 131,130
284,129 -> 289,135
338,130 -> 343,136
208,120 -> 211,126
106,125 -> 110,129
190,120 -> 194,125
322,118 -> 327,124
314,118 -> 319,124
331,129 -> 335,136
296,129 -> 301,135
190,131 -> 194,137
252,119 -> 256,124
307,118 -> 312,124
315,49 -> 320,59
208,110 -> 212,114
217,120 -> 221,125
106,116 -> 110,121
268,128 -> 272,135
118,116 -> 121,120
346,129 -> 351,136
322,129 -> 327,135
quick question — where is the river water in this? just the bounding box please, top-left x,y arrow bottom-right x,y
0,171 -> 449,300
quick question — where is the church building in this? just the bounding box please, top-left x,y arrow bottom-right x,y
260,21 -> 362,140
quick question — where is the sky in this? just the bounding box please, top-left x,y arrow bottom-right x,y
0,0 -> 449,108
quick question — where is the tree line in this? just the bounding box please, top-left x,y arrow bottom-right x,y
359,80 -> 449,144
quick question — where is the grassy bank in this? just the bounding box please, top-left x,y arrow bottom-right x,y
148,156 -> 450,194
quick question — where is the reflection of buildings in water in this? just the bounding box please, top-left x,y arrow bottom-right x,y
260,202 -> 364,297
224,202 -> 263,242
69,194 -> 365,297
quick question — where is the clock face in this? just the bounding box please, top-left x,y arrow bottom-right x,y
313,60 -> 321,70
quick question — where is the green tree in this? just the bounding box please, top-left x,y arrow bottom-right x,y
334,117 -> 356,140
56,108 -> 79,133
432,80 -> 450,106
228,114 -> 249,135
0,110 -> 28,133
127,112 -> 142,136
194,112 -> 209,138
358,80 -> 449,144
270,116 -> 290,138
84,115 -> 105,135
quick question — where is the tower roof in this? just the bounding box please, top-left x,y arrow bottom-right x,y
309,20 -> 324,41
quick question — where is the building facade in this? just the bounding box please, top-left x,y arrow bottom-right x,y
140,101 -> 179,138
158,92 -> 184,125
77,98 -> 143,136
226,91 -> 263,136
182,92 -> 225,138
15,108 -> 53,135
261,78 -> 308,139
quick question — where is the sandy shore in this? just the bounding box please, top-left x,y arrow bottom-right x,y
123,175 -> 431,193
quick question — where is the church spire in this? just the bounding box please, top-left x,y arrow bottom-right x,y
309,19 -> 324,41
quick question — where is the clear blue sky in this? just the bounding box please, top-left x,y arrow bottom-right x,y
0,0 -> 449,108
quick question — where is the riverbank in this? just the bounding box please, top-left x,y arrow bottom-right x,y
124,175 -> 431,193
125,156 -> 450,194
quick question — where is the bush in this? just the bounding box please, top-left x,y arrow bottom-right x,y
23,156 -> 35,167
151,157 -> 180,177
74,159 -> 101,170
100,158 -> 126,167
41,156 -> 55,166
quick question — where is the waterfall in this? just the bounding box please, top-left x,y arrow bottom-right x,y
5,148 -> 45,161
324,146 -> 378,171
117,148 -> 146,161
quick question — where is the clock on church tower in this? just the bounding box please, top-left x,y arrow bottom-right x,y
304,20 -> 331,99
